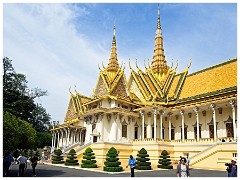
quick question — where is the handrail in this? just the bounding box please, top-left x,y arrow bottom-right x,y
75,141 -> 92,152
65,142 -> 81,152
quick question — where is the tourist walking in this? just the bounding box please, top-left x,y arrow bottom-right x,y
17,154 -> 28,177
176,157 -> 190,177
186,154 -> 190,166
30,154 -> 38,176
126,155 -> 136,177
226,159 -> 237,177
3,150 -> 13,177
178,156 -> 183,164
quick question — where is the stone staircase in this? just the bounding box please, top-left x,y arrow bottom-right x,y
189,142 -> 237,167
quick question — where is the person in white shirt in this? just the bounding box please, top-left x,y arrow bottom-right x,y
17,154 -> 28,177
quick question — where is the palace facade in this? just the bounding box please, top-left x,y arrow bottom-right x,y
51,7 -> 237,170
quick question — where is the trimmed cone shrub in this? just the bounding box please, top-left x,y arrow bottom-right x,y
104,147 -> 123,172
136,148 -> 151,170
52,149 -> 64,164
81,147 -> 97,168
65,149 -> 79,166
28,149 -> 34,159
35,150 -> 41,161
158,150 -> 173,169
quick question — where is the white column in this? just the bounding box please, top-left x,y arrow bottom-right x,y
57,130 -> 60,148
99,113 -> 104,141
194,107 -> 200,141
168,112 -> 172,140
140,110 -> 145,140
230,100 -> 237,141
67,128 -> 70,146
153,108 -> 157,141
180,110 -> 185,142
112,113 -> 118,142
159,110 -> 165,139
53,131 -> 56,148
51,132 -> 54,148
73,129 -> 76,143
61,130 -> 64,147
147,112 -> 152,138
210,104 -> 217,141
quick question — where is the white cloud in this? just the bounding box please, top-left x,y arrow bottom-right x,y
3,3 -> 106,123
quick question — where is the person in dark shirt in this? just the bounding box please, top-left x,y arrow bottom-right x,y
226,159 -> 237,177
30,154 -> 38,176
3,150 -> 13,177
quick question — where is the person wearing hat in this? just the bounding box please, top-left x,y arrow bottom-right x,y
225,159 -> 237,177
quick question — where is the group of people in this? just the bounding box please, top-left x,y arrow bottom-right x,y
3,150 -> 39,177
126,155 -> 237,177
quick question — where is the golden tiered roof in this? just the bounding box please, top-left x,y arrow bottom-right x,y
64,90 -> 91,123
128,7 -> 190,104
151,7 -> 168,75
93,24 -> 130,101
179,58 -> 237,101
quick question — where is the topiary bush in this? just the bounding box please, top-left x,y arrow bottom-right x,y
136,148 -> 151,170
52,149 -> 64,164
104,147 -> 123,172
65,149 -> 79,166
81,147 -> 97,168
28,149 -> 34,159
35,150 -> 41,161
158,150 -> 173,169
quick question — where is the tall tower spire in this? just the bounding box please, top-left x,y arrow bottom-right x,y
106,23 -> 119,71
151,5 -> 168,74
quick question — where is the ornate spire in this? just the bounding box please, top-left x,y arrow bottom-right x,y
106,24 -> 119,71
151,5 -> 168,74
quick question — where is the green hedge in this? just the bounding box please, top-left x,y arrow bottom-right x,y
81,147 -> 97,168
158,150 -> 173,169
104,147 -> 122,172
136,148 -> 151,170
104,166 -> 123,172
65,149 -> 79,166
52,149 -> 64,164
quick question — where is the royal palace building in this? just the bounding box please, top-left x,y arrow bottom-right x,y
51,7 -> 237,170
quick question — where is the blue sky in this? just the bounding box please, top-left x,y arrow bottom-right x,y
3,3 -> 237,123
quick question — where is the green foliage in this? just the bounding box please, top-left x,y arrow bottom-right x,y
104,147 -> 122,172
35,132 -> 52,148
3,57 -> 51,150
81,148 -> 97,168
65,149 -> 79,166
3,111 -> 36,151
158,150 -> 173,169
136,148 -> 151,170
52,149 -> 64,164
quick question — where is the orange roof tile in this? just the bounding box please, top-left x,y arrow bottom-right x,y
179,59 -> 237,99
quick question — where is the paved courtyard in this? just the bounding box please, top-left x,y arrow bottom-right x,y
7,162 -> 228,177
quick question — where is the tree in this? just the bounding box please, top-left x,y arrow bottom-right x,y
81,147 -> 97,168
158,150 -> 173,169
35,132 -> 52,148
104,147 -> 122,172
3,111 -> 36,151
136,148 -> 151,170
65,149 -> 79,166
3,57 -> 50,132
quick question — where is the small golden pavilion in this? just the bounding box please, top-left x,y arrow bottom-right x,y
51,7 -> 237,170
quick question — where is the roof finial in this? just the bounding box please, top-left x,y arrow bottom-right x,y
114,20 -> 116,37
106,22 -> 119,71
